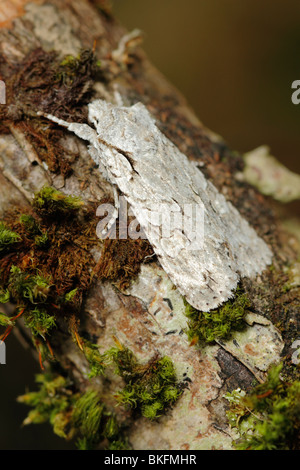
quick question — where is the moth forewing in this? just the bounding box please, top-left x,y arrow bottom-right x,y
43,100 -> 273,311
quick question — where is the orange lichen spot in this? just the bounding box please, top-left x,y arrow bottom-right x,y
0,0 -> 42,29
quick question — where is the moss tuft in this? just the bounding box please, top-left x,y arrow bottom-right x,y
185,287 -> 250,345
0,222 -> 21,253
8,266 -> 52,305
17,373 -> 74,439
33,186 -> 84,218
82,339 -> 107,379
18,372 -> 128,450
24,308 -> 56,339
0,186 -> 101,366
105,340 -> 183,420
71,389 -> 104,441
225,363 -> 300,450
95,237 -> 154,291
0,287 -> 10,304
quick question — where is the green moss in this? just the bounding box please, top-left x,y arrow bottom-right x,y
225,363 -> 300,450
107,440 -> 130,450
24,308 -> 56,339
20,214 -> 41,235
72,389 -> 105,441
33,186 -> 84,218
82,339 -> 107,378
59,54 -> 78,68
8,266 -> 52,305
56,49 -> 100,87
0,287 -> 10,304
34,232 -> 49,249
103,415 -> 119,440
0,312 -> 14,327
18,373 -> 128,450
185,287 -> 250,345
64,288 -> 78,303
0,222 -> 21,253
105,341 -> 183,420
17,373 -> 74,439
0,266 -> 55,344
67,315 -> 108,379
105,341 -> 139,379
0,186 -> 101,365
19,214 -> 49,248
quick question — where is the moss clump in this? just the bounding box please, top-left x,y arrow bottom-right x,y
0,287 -> 10,304
105,340 -> 183,420
185,288 -> 250,345
0,222 -> 21,253
71,390 -> 105,443
18,373 -> 128,450
56,50 -> 101,87
0,312 -> 14,327
24,308 -> 56,339
224,363 -> 300,450
17,373 -> 75,440
20,214 -> 49,248
0,186 -> 101,367
0,266 -> 56,355
95,237 -> 154,291
20,214 -> 41,235
72,391 -> 129,450
8,266 -> 52,305
0,185 -> 157,372
82,339 -> 107,379
33,186 -> 84,218
66,332 -> 183,420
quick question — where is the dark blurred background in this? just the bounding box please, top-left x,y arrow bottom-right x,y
114,0 -> 300,177
1,0 -> 300,450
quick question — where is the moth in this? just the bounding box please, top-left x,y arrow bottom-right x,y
40,100 -> 272,311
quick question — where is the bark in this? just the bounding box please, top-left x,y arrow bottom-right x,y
0,0 -> 299,450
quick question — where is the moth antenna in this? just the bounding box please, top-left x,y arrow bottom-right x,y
37,111 -> 97,142
37,111 -> 71,128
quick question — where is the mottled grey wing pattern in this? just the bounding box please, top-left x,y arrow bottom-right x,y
44,100 -> 272,311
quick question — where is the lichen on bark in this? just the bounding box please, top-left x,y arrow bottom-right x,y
0,0 -> 299,450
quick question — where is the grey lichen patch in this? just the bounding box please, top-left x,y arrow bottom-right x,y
0,133 -> 49,198
237,146 -> 300,203
24,3 -> 82,56
218,313 -> 284,382
126,263 -> 189,338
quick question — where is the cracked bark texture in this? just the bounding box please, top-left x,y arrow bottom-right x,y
0,0 -> 299,450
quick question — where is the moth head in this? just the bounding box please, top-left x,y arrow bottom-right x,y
88,99 -> 115,134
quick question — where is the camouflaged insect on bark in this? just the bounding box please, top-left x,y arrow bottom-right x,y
43,99 -> 273,311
